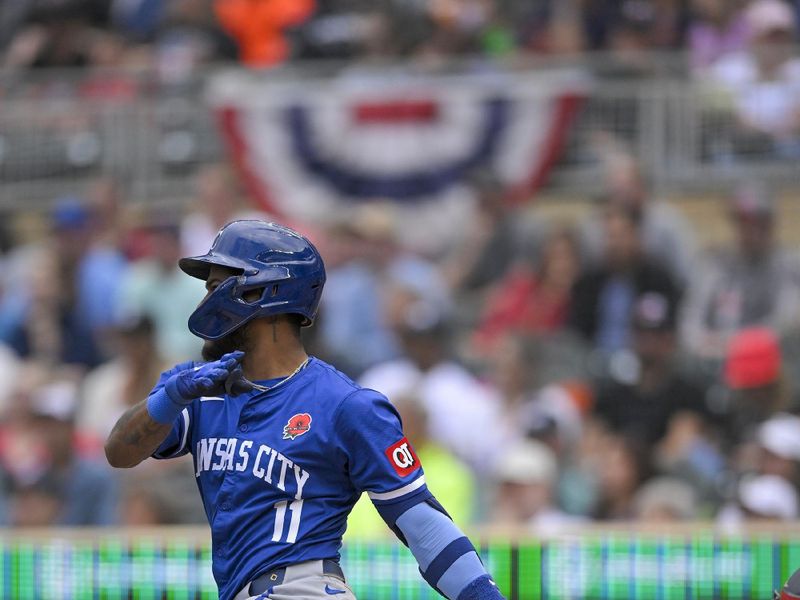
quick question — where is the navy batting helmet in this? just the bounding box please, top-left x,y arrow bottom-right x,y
179,220 -> 326,340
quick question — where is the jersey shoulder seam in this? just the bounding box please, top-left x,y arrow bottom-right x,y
311,359 -> 362,392
331,386 -> 389,434
311,360 -> 389,432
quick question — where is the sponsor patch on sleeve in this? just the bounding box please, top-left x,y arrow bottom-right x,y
384,437 -> 421,477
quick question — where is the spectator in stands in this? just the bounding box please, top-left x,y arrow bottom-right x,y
0,214 -> 24,343
316,218 -> 398,378
592,432 -> 652,520
180,163 -> 254,258
520,379 -> 595,517
481,333 -> 588,450
482,335 -> 531,415
0,3 -> 29,50
5,198 -> 127,368
633,477 -> 699,521
756,413 -> 800,487
441,169 -> 520,299
654,410 -> 726,513
580,151 -> 697,284
688,0 -> 750,74
717,473 -> 799,529
119,474 -> 177,526
2,0 -> 109,69
583,0 -> 687,53
569,204 -> 681,353
717,378 -> 800,528
680,186 -> 800,359
592,291 -> 708,450
346,394 -> 477,538
119,464 -> 207,525
79,193 -> 131,356
381,250 -> 452,336
118,219 -> 205,361
214,0 -> 315,66
9,474 -> 63,528
489,439 -> 580,535
359,302 -> 502,474
555,417 -> 606,517
86,178 -> 125,249
0,345 -> 21,418
77,315 -> 169,443
589,0 -> 686,78
721,327 -> 791,443
109,0 -> 166,41
708,0 -> 800,157
518,1 -> 584,56
472,226 -> 580,353
25,379 -> 118,525
152,0 -> 239,82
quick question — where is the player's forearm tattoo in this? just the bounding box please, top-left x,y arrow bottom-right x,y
114,403 -> 166,444
105,400 -> 173,468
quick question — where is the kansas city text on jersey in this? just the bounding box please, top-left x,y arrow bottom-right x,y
194,436 -> 311,502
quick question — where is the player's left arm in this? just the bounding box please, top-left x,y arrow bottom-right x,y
336,390 -> 505,600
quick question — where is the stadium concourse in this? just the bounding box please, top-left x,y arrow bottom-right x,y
3,0 -> 800,598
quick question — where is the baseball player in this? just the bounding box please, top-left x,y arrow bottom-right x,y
779,568 -> 800,600
105,220 -> 505,600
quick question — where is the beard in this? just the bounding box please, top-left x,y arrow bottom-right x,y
201,326 -> 250,362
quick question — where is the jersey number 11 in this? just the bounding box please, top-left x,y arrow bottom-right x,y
272,499 -> 304,543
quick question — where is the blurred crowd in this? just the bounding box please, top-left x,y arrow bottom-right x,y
4,0 -> 800,181
1,0 -> 800,72
2,0 -> 800,538
0,153 -> 799,536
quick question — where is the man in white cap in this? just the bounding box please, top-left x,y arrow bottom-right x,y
738,474 -> 798,519
488,439 -> 580,536
717,473 -> 798,532
709,0 -> 800,155
757,413 -> 800,485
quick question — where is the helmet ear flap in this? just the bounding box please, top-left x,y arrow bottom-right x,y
189,276 -> 260,340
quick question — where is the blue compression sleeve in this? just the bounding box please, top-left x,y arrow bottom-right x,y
146,387 -> 185,424
392,502 -> 504,600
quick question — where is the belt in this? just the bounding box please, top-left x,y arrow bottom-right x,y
248,559 -> 345,595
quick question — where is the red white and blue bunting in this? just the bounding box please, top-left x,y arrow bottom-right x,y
209,69 -> 584,246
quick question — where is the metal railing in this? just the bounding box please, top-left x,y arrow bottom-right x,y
0,55 -> 797,210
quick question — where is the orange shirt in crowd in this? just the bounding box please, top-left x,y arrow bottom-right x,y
215,0 -> 316,66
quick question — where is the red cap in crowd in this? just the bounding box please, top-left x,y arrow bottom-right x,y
724,327 -> 781,389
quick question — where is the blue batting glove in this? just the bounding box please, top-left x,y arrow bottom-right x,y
147,351 -> 245,424
224,365 -> 256,396
166,351 -> 246,403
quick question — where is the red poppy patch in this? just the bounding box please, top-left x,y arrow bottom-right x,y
283,413 -> 312,440
385,437 -> 420,477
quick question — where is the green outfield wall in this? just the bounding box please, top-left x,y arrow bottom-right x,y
1,528 -> 798,599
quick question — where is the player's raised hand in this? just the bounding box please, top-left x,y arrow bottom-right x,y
166,351 -> 245,404
224,364 -> 256,396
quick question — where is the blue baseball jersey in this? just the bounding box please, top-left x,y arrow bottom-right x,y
151,357 -> 430,600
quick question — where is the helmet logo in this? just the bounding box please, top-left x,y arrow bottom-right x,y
283,413 -> 312,440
